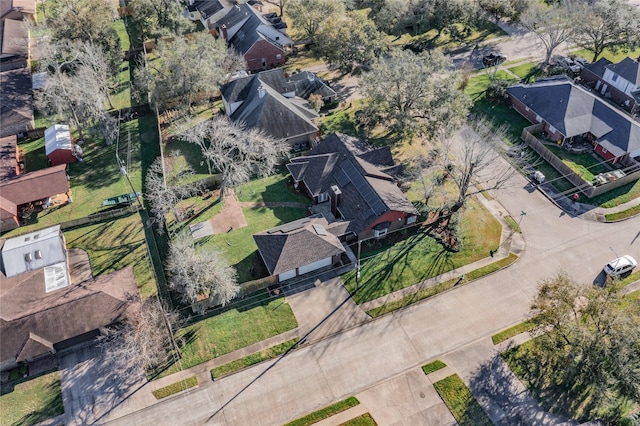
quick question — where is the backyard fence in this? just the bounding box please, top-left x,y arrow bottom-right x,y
59,205 -> 137,230
521,125 -> 640,198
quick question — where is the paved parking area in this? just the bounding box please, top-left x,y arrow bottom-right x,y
58,343 -> 151,426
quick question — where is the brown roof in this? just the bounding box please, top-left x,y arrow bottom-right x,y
0,67 -> 33,135
0,135 -> 18,181
0,195 -> 17,219
0,267 -> 139,364
0,18 -> 28,57
0,164 -> 69,206
1,0 -> 36,19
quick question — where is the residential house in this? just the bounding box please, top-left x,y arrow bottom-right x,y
0,0 -> 36,22
580,56 -> 640,115
507,76 -> 640,164
214,3 -> 292,72
0,163 -> 71,231
1,17 -> 28,71
0,225 -> 138,372
253,214 -> 347,282
45,124 -> 80,166
220,69 -> 320,148
0,67 -> 34,137
187,0 -> 234,30
286,133 -> 419,241
286,71 -> 338,104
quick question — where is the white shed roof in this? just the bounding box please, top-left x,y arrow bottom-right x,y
45,124 -> 72,155
1,225 -> 67,277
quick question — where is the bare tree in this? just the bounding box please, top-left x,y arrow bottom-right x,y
34,39 -> 114,141
444,120 -> 517,213
167,232 -> 239,310
176,116 -> 288,202
263,0 -> 288,16
135,33 -> 244,114
99,298 -> 183,372
520,1 -> 574,65
144,153 -> 201,234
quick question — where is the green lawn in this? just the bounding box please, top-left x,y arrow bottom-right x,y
152,376 -> 197,399
433,374 -> 493,426
572,47 -> 640,65
64,213 -> 157,299
199,206 -> 306,283
508,62 -> 545,81
114,19 -> 131,52
465,71 -> 529,143
0,371 -> 64,426
4,115 -> 159,237
367,253 -> 518,317
18,137 -> 49,172
491,319 -> 536,345
284,397 -> 361,426
154,290 -> 298,378
319,99 -> 369,140
235,171 -> 311,204
339,413 -> 377,426
344,197 -> 501,304
211,338 -> 299,379
422,360 -> 447,375
544,145 -> 611,182
110,61 -> 132,111
164,137 -> 210,178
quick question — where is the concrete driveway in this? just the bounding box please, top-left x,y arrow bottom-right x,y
58,343 -> 151,425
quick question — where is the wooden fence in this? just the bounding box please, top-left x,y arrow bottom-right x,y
521,124 -> 640,198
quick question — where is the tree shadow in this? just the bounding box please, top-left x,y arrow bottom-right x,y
12,379 -> 64,426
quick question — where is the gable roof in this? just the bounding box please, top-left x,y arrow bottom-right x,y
221,70 -> 319,142
286,71 -> 337,100
507,77 -> 640,156
287,133 -> 418,235
0,267 -> 138,364
253,214 -> 345,275
583,57 -> 613,79
605,57 -> 640,86
0,164 -> 69,205
45,124 -> 72,154
0,67 -> 33,136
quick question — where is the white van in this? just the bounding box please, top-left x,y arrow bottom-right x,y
604,255 -> 637,277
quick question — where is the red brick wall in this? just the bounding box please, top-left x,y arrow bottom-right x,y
244,40 -> 285,73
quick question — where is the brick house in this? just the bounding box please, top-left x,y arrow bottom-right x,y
580,56 -> 640,115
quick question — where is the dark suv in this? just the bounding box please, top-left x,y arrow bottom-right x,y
482,53 -> 506,67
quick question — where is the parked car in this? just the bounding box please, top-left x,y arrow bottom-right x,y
572,57 -> 588,67
559,57 -> 581,73
603,255 -> 637,277
482,53 -> 506,67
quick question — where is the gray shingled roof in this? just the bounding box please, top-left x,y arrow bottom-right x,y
286,133 -> 418,236
1,67 -> 33,137
253,215 -> 345,275
0,135 -> 17,181
583,57 -> 612,78
507,77 -> 640,156
605,57 -> 640,85
286,71 -> 337,100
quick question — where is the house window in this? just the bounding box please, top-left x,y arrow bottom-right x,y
612,74 -> 618,82
535,115 -> 542,123
525,106 -> 530,112
275,36 -> 280,41
261,58 -> 266,67
276,54 -> 282,60
317,192 -> 329,203
374,228 -> 387,238
548,125 -> 556,134
406,215 -> 417,225
602,147 -> 608,154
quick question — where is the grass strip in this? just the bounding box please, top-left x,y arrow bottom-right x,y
211,338 -> 299,379
339,413 -> 377,426
0,371 -> 64,426
284,397 -> 361,426
433,374 -> 493,426
367,253 -> 518,318
491,320 -> 536,345
422,360 -> 447,375
152,376 -> 198,400
605,204 -> 640,222
504,216 -> 521,233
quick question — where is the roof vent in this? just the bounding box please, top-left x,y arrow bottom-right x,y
35,250 -> 43,259
25,252 -> 33,262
